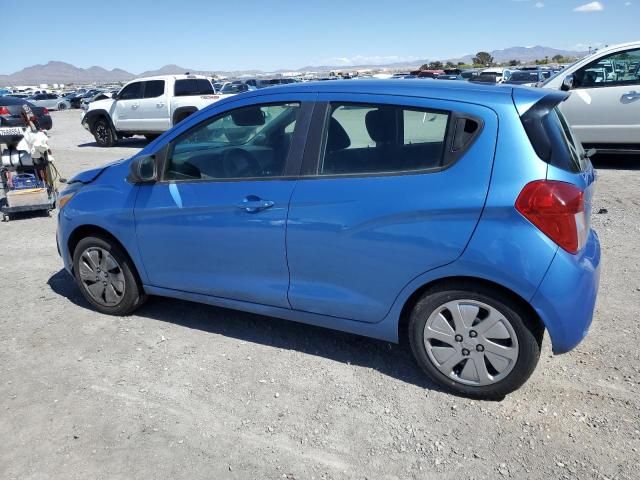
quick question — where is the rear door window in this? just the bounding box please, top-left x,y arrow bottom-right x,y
174,79 -> 214,96
319,103 -> 450,175
143,80 -> 165,98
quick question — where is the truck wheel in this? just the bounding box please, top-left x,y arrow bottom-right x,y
92,118 -> 116,147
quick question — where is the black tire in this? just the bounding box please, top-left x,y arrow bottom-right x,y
408,282 -> 542,400
58,102 -> 68,111
92,118 -> 116,147
144,134 -> 160,141
72,235 -> 147,315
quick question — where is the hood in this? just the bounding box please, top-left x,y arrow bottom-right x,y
67,158 -> 128,184
87,98 -> 115,111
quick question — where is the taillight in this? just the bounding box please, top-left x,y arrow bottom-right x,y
43,108 -> 49,115
515,180 -> 587,254
0,106 -> 10,115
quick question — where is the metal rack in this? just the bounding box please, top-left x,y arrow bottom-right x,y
0,106 -> 59,221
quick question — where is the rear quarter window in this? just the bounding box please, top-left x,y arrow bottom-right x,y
174,79 -> 214,96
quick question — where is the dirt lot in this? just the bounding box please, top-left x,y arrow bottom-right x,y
1,110 -> 639,480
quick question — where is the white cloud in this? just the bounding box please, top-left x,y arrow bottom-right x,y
534,1 -> 544,7
573,2 -> 604,12
318,55 -> 421,67
625,1 -> 632,6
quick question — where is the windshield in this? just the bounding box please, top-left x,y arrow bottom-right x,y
509,71 -> 540,81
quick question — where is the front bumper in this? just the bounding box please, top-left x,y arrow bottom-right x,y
531,230 -> 601,354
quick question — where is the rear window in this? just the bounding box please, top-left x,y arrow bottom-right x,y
174,79 -> 214,96
319,103 -> 450,175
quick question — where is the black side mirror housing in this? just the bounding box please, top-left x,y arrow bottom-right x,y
112,92 -> 119,100
561,74 -> 574,91
127,153 -> 158,184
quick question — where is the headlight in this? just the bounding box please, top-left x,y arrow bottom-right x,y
57,182 -> 84,210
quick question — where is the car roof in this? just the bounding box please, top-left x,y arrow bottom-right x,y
129,74 -> 209,82
239,79 -> 526,107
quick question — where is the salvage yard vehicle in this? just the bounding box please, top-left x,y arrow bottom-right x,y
542,41 -> 640,154
58,80 -> 600,399
0,96 -> 52,130
81,74 -> 234,147
27,93 -> 71,111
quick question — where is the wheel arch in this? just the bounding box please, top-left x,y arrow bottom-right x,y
67,224 -> 144,287
172,107 -> 198,126
397,276 -> 545,345
84,109 -> 117,133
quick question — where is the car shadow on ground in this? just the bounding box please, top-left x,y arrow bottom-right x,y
591,154 -> 640,171
47,269 -> 448,395
77,138 -> 150,149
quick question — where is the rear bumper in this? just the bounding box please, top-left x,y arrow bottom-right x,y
531,230 -> 601,354
0,115 -> 51,130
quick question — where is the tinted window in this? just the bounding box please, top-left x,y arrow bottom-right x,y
144,80 -> 165,98
165,102 -> 300,181
119,82 -> 143,100
174,79 -> 214,96
521,94 -> 587,173
575,47 -> 640,88
319,104 -> 449,175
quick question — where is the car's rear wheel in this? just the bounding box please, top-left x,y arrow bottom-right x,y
73,236 -> 146,315
408,283 -> 542,400
92,118 -> 116,147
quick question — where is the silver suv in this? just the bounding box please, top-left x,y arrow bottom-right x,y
542,41 -> 640,154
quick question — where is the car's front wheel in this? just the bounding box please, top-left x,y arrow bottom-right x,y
58,102 -> 68,110
92,118 -> 116,147
73,236 -> 146,315
408,283 -> 542,400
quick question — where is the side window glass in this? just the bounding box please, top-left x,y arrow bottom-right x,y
576,48 -> 640,87
119,82 -> 143,100
144,80 -> 165,98
165,102 -> 300,181
319,103 -> 450,175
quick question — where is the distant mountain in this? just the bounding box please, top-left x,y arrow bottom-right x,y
0,61 -> 135,85
0,46 -> 588,86
138,64 -> 198,77
447,46 -> 587,65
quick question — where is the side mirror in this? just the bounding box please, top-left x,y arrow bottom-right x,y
561,74 -> 574,91
127,153 -> 158,184
112,92 -> 119,100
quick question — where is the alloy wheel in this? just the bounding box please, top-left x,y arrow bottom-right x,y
423,299 -> 519,386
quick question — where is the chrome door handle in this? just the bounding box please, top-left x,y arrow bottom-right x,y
131,104 -> 139,109
157,102 -> 165,107
622,91 -> 640,99
236,196 -> 274,213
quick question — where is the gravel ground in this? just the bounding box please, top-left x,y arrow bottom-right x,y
1,110 -> 639,480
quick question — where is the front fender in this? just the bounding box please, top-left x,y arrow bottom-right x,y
58,162 -> 148,283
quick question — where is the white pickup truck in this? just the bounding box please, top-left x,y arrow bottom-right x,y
81,74 -> 234,147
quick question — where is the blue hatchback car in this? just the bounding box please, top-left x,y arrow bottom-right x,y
57,80 -> 600,399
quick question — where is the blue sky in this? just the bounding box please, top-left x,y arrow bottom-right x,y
2,0 -> 637,73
